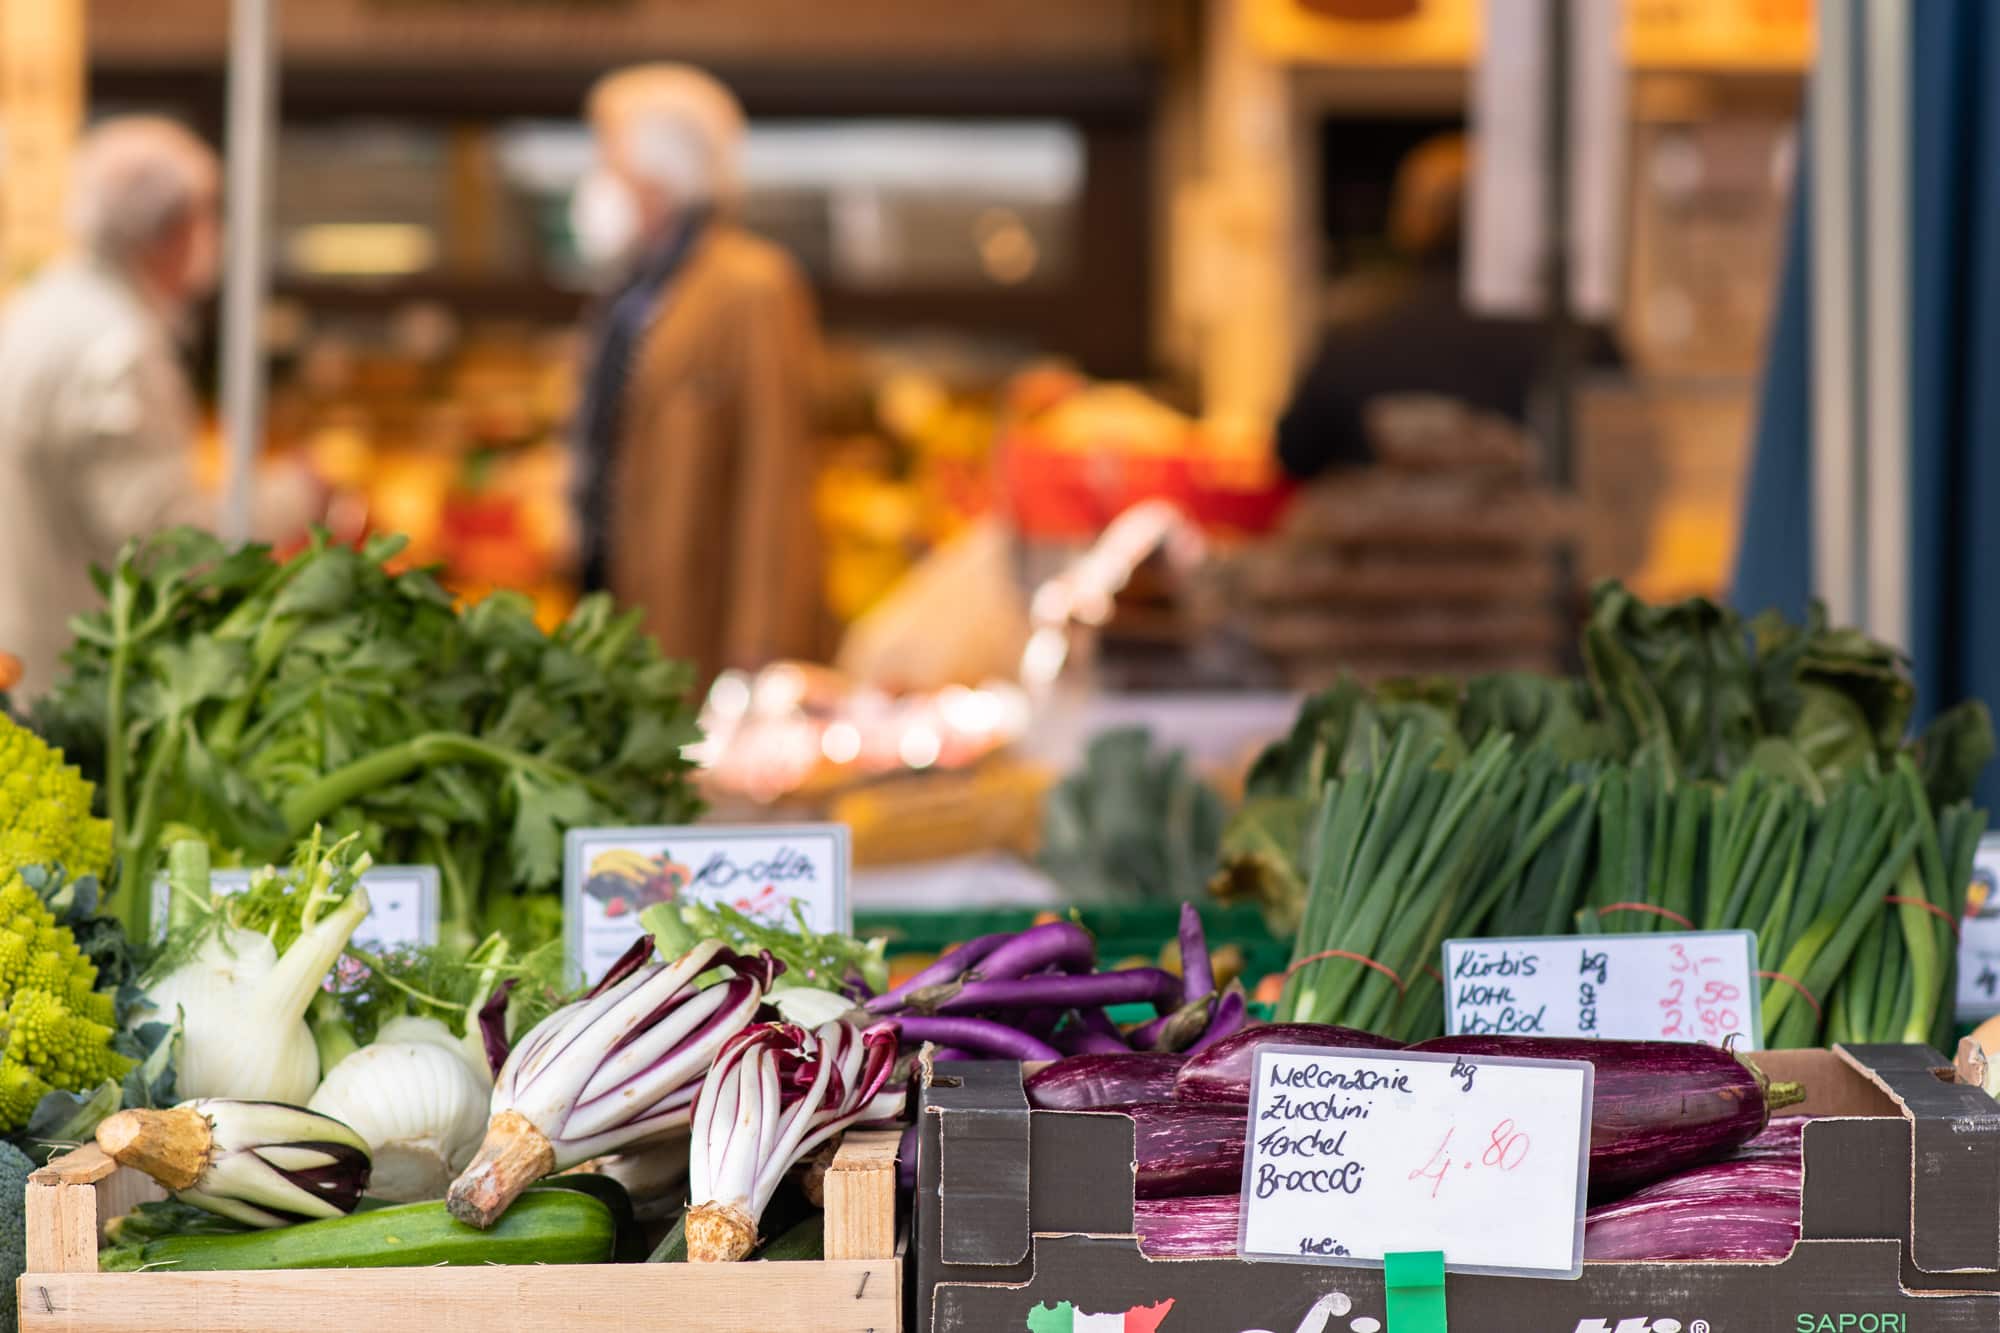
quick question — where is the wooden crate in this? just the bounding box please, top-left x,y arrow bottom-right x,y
19,1130 -> 902,1333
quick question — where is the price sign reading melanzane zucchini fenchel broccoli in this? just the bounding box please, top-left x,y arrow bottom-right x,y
564,824 -> 850,985
1441,930 -> 1762,1050
1235,1045 -> 1592,1278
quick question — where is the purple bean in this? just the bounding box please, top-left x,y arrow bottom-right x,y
890,1015 -> 1062,1061
970,923 -> 1096,983
933,968 -> 1180,1015
865,932 -> 1013,1012
1185,990 -> 1247,1055
1178,903 -> 1213,1005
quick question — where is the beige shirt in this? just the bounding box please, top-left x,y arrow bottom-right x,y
0,258 -> 215,697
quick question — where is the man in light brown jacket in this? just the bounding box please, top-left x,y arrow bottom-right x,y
571,65 -> 824,682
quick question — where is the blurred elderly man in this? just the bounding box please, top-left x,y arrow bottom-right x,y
0,117 -> 316,697
571,64 -> 824,681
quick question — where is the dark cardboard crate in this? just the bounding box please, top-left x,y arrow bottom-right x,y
914,1045 -> 2000,1333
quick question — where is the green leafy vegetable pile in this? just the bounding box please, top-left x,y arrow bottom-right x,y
37,528 -> 704,952
1269,723 -> 1981,1048
1038,727 -> 1226,904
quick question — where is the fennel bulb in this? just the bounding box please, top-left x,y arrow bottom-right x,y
310,1040 -> 488,1202
376,1013 -> 494,1090
133,887 -> 372,1103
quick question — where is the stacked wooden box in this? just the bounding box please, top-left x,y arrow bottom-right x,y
1237,396 -> 1577,686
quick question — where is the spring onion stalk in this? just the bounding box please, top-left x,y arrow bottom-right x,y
685,1018 -> 901,1262
446,938 -> 777,1229
96,1099 -> 371,1227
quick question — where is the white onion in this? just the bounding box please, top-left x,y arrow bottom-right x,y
309,1042 -> 488,1202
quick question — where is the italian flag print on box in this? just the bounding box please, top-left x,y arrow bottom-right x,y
1025,1299 -> 1175,1332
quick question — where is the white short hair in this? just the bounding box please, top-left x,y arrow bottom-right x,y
68,117 -> 218,264
589,64 -> 746,206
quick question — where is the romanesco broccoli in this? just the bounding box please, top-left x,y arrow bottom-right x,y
0,715 -> 128,1130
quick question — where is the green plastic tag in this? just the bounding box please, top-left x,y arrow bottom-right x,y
1383,1250 -> 1447,1333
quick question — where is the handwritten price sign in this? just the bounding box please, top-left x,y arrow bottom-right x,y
1954,834 -> 2000,1022
152,866 -> 439,950
565,823 -> 851,984
1442,930 -> 1761,1049
1236,1046 -> 1592,1278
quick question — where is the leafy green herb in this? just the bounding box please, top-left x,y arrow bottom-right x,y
41,528 -> 704,950
642,899 -> 888,996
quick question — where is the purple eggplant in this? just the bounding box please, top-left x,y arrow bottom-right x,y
1725,1115 -> 1808,1162
923,967 -> 1180,1015
1585,1184 -> 1799,1262
971,922 -> 1096,983
1054,1008 -> 1132,1056
1184,990 -> 1248,1055
1173,1023 -> 1403,1106
1410,1036 -> 1806,1201
865,933 -> 1012,1013
1109,1102 -> 1248,1200
1025,1053 -> 1185,1111
889,1015 -> 1061,1061
1178,903 -> 1213,1005
1134,1194 -> 1238,1258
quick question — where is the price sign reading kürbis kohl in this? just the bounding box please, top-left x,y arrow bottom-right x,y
1441,930 -> 1761,1049
564,824 -> 850,984
1236,1046 -> 1592,1278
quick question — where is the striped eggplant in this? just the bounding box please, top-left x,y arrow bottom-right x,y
1173,1023 -> 1403,1106
1134,1193 -> 1238,1258
1584,1165 -> 1801,1262
1025,1053 -> 1185,1111
1108,1102 -> 1249,1200
1410,1036 -> 1805,1200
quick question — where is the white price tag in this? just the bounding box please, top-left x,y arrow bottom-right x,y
153,866 -> 440,951
1441,930 -> 1761,1049
564,824 -> 850,984
1236,1046 -> 1591,1278
1954,834 -> 2000,1021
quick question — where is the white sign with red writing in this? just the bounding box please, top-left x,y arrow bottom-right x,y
1236,1046 -> 1591,1278
564,824 -> 850,984
1440,930 -> 1761,1049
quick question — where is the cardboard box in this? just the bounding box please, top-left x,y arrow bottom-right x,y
914,1046 -> 2000,1333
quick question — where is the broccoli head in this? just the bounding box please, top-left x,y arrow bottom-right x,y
0,1138 -> 31,1333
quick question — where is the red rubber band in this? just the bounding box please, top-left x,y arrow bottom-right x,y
1884,894 -> 1962,940
1758,969 -> 1823,1022
1596,902 -> 1696,929
1284,948 -> 1407,995
1425,965 -> 1444,985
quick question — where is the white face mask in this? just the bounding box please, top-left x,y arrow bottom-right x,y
569,170 -> 642,275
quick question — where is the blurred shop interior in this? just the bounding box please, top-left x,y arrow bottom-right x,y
0,0 -> 1817,879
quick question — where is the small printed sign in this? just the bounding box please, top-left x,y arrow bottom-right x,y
564,824 -> 850,984
1954,833 -> 2000,1021
1235,1046 -> 1591,1278
152,866 -> 440,951
1441,930 -> 1761,1049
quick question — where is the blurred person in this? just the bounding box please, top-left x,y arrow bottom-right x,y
571,63 -> 824,681
0,117 -> 320,696
1275,133 -> 1622,479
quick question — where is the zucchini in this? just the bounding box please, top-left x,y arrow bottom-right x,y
100,1189 -> 614,1272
